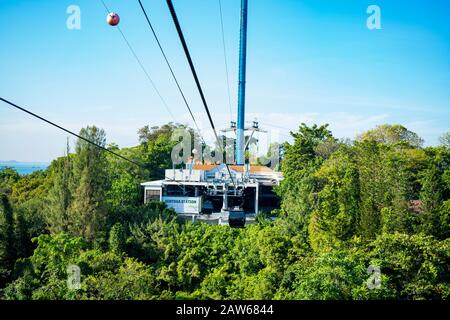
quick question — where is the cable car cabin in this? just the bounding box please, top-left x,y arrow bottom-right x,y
228,209 -> 246,228
141,163 -> 282,227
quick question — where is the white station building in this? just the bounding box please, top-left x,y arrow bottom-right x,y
141,163 -> 282,225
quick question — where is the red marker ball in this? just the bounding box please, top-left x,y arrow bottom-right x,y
107,12 -> 120,26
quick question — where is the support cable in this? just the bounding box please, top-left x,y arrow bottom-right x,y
218,0 -> 234,123
166,0 -> 236,187
100,0 -> 176,121
0,96 -> 196,190
137,0 -> 205,145
0,97 -> 142,167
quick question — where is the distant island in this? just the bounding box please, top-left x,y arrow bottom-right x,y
0,161 -> 49,175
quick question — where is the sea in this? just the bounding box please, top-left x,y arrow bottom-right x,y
0,161 -> 49,175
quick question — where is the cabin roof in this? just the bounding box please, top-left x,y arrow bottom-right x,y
141,180 -> 164,187
193,164 -> 274,174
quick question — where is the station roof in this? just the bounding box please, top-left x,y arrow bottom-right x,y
193,164 -> 274,174
141,180 -> 164,187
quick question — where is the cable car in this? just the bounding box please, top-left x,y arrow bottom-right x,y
202,199 -> 214,215
228,208 -> 246,228
107,12 -> 120,26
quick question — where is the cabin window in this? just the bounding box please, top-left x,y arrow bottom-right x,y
145,189 -> 161,203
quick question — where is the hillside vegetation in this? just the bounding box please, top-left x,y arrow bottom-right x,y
0,123 -> 449,300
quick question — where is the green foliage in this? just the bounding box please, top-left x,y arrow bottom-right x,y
419,147 -> 450,238
0,193 -> 15,286
1,123 -> 449,300
0,167 -> 20,194
281,123 -> 334,179
68,126 -> 109,241
10,170 -> 49,204
368,233 -> 450,299
81,257 -> 157,300
46,149 -> 73,234
277,124 -> 334,243
13,197 -> 47,259
138,123 -> 186,180
4,233 -> 157,300
109,222 -> 126,254
309,148 -> 359,251
279,251 -> 369,300
106,172 -> 140,211
439,132 -> 450,147
358,124 -> 424,148
354,141 -> 387,239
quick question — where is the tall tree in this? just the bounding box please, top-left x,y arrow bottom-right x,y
46,140 -> 73,233
68,126 -> 109,242
277,124 -> 335,242
309,148 -> 360,252
439,132 -> 450,147
357,124 -> 424,148
354,141 -> 387,239
109,222 -> 126,254
419,147 -> 450,238
0,168 -> 20,195
0,193 -> 15,286
138,123 -> 190,179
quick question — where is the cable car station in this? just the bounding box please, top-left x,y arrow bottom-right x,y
141,0 -> 283,228
141,162 -> 282,226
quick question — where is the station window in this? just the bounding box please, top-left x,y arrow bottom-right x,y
145,189 -> 161,203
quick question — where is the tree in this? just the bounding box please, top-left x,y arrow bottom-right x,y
81,257 -> 157,300
278,250 -> 371,300
378,147 -> 423,234
2,121 -> 450,301
281,123 -> 334,179
138,124 -> 190,179
10,170 -> 49,204
419,147 -> 450,238
368,233 -> 450,299
4,233 -> 156,300
46,142 -> 73,234
0,193 -> 15,286
309,148 -> 360,252
257,142 -> 282,170
106,172 -> 140,212
13,197 -> 47,260
109,222 -> 126,254
358,124 -> 424,148
68,126 -> 109,242
280,123 -> 332,194
354,141 -> 387,239
0,168 -> 20,195
439,132 -> 450,147
277,124 -> 335,243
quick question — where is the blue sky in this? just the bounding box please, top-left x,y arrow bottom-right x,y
0,0 -> 449,162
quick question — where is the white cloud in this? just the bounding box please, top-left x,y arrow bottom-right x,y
0,111 -> 444,162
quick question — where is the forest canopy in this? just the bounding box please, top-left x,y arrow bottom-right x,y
0,123 -> 449,300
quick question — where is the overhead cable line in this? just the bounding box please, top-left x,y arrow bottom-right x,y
137,0 -> 205,144
0,97 -> 197,190
166,0 -> 236,187
218,0 -> 234,123
260,122 -> 295,140
0,97 -> 142,167
100,0 -> 176,121
262,122 -> 292,131
166,0 -> 218,139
